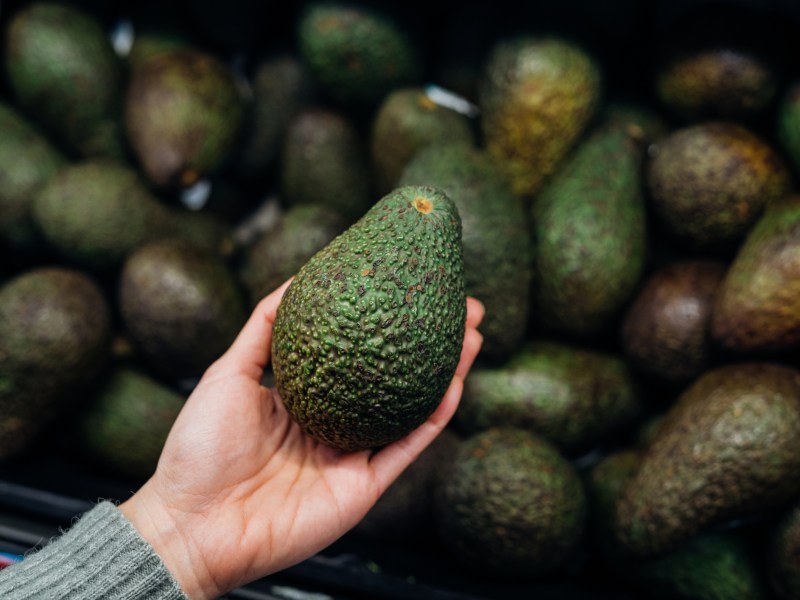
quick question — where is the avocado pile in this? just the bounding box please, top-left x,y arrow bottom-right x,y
5,0 -> 800,597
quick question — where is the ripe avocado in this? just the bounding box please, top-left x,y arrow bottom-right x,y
271,186 -> 465,451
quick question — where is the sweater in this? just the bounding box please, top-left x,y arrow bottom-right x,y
0,501 -> 189,600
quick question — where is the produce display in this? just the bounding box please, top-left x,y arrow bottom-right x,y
3,0 -> 800,598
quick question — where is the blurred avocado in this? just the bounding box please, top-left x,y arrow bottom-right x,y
435,427 -> 587,578
532,119 -> 647,337
281,108 -> 370,221
777,80 -> 800,175
0,102 -> 67,254
457,341 -> 641,453
602,101 -> 669,144
119,239 -> 247,381
399,144 -> 530,361
297,2 -> 421,107
125,49 -> 246,188
647,122 -> 790,250
480,35 -> 602,199
622,261 -> 725,383
371,88 -> 474,195
127,26 -> 193,71
80,367 -> 185,480
769,499 -> 800,599
615,363 -> 800,557
0,267 -> 111,459
3,2 -> 125,158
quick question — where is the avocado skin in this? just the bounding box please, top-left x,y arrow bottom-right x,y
647,122 -> 790,250
622,261 -> 725,383
120,239 -> 246,380
81,367 -> 184,480
400,144 -> 530,361
458,341 -> 640,453
281,109 -> 370,221
125,49 -> 245,188
271,186 -> 465,451
371,88 -> 474,195
615,363 -> 800,557
532,122 -> 646,337
0,102 -> 67,253
480,36 -> 601,198
241,204 -> 348,308
435,427 -> 586,577
0,267 -> 111,459
712,195 -> 800,353
3,2 -> 124,158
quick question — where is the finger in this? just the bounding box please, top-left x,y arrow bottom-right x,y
205,279 -> 293,379
466,297 -> 485,329
455,326 -> 483,380
368,375 -> 463,493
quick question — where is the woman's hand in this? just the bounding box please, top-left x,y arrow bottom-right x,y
120,280 -> 484,600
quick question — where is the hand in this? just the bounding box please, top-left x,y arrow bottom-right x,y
120,280 -> 484,600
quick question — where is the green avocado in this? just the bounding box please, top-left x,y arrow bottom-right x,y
271,186 -> 465,451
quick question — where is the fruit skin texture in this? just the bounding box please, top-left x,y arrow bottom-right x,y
125,49 -> 245,188
457,341 -> 641,453
0,268 -> 111,459
615,363 -> 800,558
435,427 -> 587,577
622,260 -> 725,383
712,195 -> 800,353
480,36 -> 601,198
532,122 -> 646,336
3,2 -> 124,158
271,186 -> 465,452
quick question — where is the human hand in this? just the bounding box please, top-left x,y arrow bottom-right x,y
120,280 -> 484,600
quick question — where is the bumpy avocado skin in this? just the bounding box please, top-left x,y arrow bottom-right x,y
0,268 -> 111,459
3,2 -> 124,158
435,427 -> 587,577
400,144 -> 530,361
622,261 -> 725,383
480,36 -> 601,199
119,240 -> 246,380
458,341 -> 640,452
271,186 -> 465,451
371,88 -> 474,194
532,122 -> 646,337
125,49 -> 245,188
769,500 -> 800,599
81,367 -> 185,480
615,363 -> 800,558
241,204 -> 348,308
712,195 -> 800,353
0,102 -> 67,252
298,3 -> 420,106
647,122 -> 790,250
281,109 -> 370,221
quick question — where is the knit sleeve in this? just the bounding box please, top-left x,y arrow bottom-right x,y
0,501 -> 188,600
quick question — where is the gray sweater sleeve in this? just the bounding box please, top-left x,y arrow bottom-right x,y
0,501 -> 189,600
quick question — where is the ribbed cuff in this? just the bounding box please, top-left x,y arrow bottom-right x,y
0,501 -> 188,600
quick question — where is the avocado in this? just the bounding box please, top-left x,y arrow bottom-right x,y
435,427 -> 587,577
532,120 -> 647,337
480,35 -> 602,199
615,363 -> 800,557
371,88 -> 474,195
777,81 -> 800,179
127,24 -> 193,71
622,261 -> 725,383
119,239 -> 246,380
271,186 -> 465,451
399,144 -> 531,361
80,367 -> 185,480
125,49 -> 246,188
3,2 -> 125,158
0,267 -> 111,459
603,101 -> 669,145
297,2 -> 421,107
457,341 -> 641,453
240,204 -> 348,308
281,108 -> 370,221
711,195 -> 800,354
647,122 -> 790,250
0,102 -> 67,253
